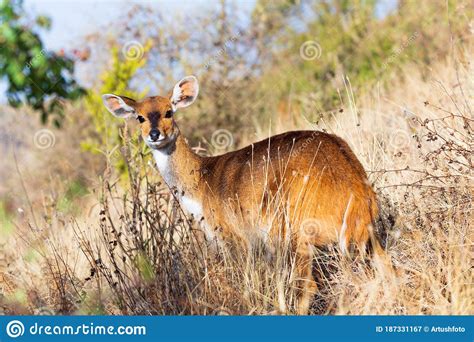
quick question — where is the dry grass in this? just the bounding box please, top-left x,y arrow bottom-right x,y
0,52 -> 472,315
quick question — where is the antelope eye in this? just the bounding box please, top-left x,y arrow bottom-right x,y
165,110 -> 173,118
137,115 -> 145,123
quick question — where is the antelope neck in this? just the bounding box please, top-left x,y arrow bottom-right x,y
151,133 -> 203,196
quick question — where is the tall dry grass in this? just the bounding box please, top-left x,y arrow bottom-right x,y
0,52 -> 472,315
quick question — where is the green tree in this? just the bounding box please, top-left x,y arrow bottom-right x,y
0,0 -> 84,126
82,42 -> 151,177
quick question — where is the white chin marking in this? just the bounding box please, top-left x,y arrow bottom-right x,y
147,139 -> 166,148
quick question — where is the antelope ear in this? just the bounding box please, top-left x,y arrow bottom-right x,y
102,94 -> 137,119
170,76 -> 199,110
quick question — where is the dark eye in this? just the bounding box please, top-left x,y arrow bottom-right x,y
137,115 -> 145,123
165,110 -> 173,118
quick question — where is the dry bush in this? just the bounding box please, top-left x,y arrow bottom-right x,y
69,145 -> 301,315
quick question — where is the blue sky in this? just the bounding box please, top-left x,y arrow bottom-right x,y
25,0 -> 397,50
25,0 -> 256,50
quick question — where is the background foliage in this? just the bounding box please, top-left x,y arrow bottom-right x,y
0,0 -> 84,126
0,0 -> 472,316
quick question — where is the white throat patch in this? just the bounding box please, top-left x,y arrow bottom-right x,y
151,147 -> 219,245
181,196 -> 203,219
152,149 -> 172,185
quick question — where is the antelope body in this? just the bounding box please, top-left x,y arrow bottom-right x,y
102,76 -> 387,314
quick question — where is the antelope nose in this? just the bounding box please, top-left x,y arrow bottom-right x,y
149,129 -> 160,142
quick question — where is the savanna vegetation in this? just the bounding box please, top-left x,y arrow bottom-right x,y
0,0 -> 472,315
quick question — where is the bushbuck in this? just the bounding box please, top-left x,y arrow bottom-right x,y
102,76 -> 389,314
